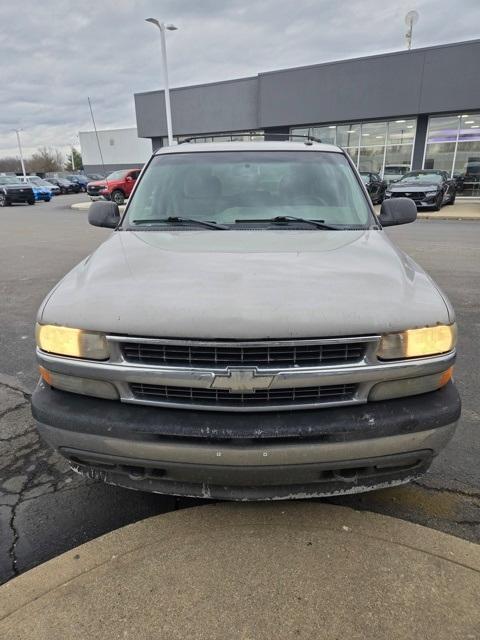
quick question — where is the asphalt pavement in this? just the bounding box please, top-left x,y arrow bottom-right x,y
0,194 -> 479,584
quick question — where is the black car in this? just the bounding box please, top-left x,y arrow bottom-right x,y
0,176 -> 35,206
384,170 -> 456,210
359,171 -> 387,204
65,175 -> 89,192
46,177 -> 80,194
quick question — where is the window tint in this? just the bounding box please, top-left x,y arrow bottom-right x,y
126,151 -> 372,228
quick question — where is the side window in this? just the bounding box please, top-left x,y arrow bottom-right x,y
131,170 -> 140,180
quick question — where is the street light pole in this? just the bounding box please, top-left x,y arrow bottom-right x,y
146,18 -> 177,146
14,129 -> 26,177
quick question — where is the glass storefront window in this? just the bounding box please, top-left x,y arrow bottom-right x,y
310,126 -> 336,144
336,125 -> 360,148
359,146 -> 385,173
291,119 -> 416,180
425,113 -> 480,195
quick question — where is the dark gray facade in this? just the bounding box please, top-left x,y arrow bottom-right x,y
134,40 -> 480,190
135,39 -> 480,139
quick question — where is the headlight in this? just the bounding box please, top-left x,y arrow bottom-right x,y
377,323 -> 456,360
425,191 -> 438,197
36,324 -> 109,360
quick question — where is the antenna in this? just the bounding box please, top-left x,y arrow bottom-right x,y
405,10 -> 419,50
87,97 -> 108,182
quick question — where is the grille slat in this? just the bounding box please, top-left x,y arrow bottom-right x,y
129,383 -> 357,407
121,341 -> 367,368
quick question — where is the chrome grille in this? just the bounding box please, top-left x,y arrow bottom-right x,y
129,383 -> 357,408
120,340 -> 367,368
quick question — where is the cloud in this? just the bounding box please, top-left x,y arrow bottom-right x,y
0,0 -> 479,157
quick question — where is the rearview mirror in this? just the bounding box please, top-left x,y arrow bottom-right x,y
379,197 -> 417,227
88,201 -> 120,229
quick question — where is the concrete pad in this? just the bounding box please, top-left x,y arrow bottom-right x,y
0,502 -> 479,639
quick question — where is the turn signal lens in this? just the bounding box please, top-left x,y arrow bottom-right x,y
36,324 -> 109,360
39,366 -> 118,400
378,323 -> 456,360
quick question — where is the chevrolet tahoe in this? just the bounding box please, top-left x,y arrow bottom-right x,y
32,140 -> 461,500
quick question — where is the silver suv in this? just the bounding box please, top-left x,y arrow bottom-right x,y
32,140 -> 460,500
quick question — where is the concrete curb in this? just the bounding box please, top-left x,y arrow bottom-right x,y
1,503 -> 479,638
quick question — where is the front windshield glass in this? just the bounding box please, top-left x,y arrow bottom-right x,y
0,176 -> 21,184
107,170 -> 127,180
399,172 -> 443,184
126,151 -> 372,229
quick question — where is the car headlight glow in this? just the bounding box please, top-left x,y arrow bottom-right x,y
377,323 -> 456,360
36,324 -> 109,360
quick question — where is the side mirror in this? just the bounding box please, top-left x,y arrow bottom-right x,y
379,197 -> 417,227
125,175 -> 133,182
88,201 -> 120,229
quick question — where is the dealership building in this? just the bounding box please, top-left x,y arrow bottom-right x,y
133,39 -> 480,196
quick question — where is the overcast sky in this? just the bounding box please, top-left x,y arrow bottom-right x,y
1,0 -> 479,159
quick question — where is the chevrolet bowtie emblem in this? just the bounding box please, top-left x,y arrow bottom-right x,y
211,367 -> 275,393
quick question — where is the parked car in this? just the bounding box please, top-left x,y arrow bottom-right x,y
64,175 -> 89,192
20,176 -> 60,197
87,168 -> 141,204
18,176 -> 52,202
86,173 -> 105,181
359,171 -> 387,204
382,164 -> 411,185
0,176 -> 35,206
46,177 -> 79,194
384,170 -> 456,210
33,140 -> 460,501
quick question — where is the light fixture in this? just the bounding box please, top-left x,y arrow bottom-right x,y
347,130 -> 356,134
407,125 -> 414,128
362,133 -> 370,136
377,324 -> 456,360
36,324 -> 109,360
472,125 -> 479,129
328,126 -> 336,129
395,120 -> 406,123
375,135 -> 383,139
465,120 -> 475,124
461,114 -> 469,118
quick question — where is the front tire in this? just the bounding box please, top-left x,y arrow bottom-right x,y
432,194 -> 443,212
111,189 -> 125,205
0,194 -> 8,207
447,192 -> 456,205
28,199 -> 35,205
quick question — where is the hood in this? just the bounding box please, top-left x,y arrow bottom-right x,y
40,229 -> 451,339
390,182 -> 440,192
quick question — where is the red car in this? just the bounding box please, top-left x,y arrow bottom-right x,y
87,168 -> 141,205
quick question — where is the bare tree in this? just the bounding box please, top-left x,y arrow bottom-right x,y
26,147 -> 64,173
0,156 -> 23,172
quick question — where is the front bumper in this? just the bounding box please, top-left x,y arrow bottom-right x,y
384,194 -> 439,208
32,381 -> 460,500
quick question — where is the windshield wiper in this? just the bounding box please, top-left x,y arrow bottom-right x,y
235,216 -> 337,230
132,216 -> 229,230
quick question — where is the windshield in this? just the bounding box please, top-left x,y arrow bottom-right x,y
398,172 -> 443,184
107,170 -> 128,180
126,151 -> 372,229
0,176 -> 21,185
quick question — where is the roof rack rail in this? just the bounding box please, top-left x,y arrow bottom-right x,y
178,133 -> 322,145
